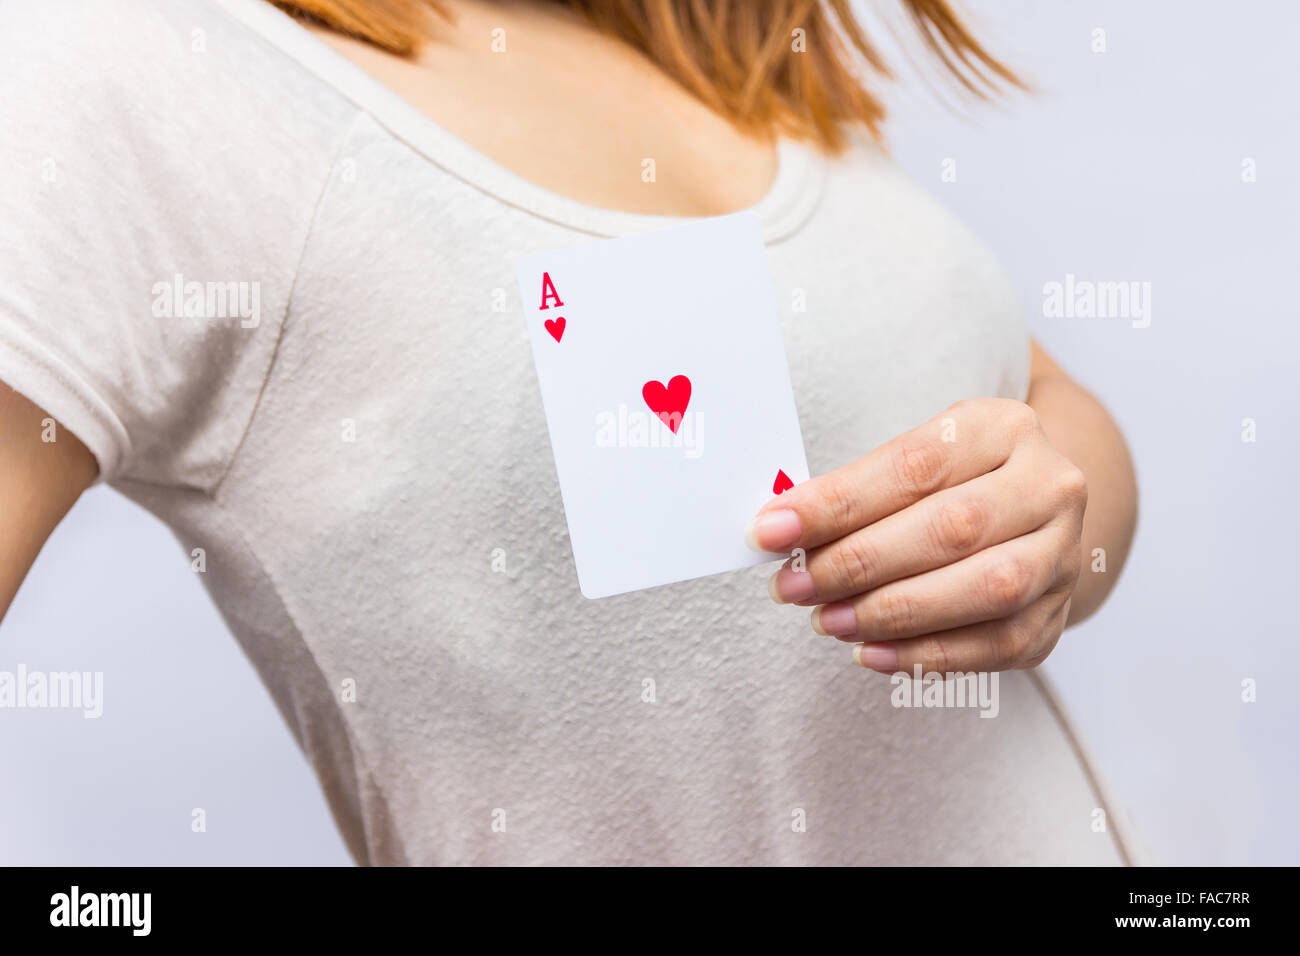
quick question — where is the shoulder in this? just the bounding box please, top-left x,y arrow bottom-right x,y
0,0 -> 364,487
0,0 -> 363,282
827,132 -> 1021,297
1,0 -> 358,159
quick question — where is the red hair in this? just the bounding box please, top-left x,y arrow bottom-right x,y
273,0 -> 1020,151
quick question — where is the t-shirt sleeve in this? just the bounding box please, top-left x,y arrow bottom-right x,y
0,0 -> 358,487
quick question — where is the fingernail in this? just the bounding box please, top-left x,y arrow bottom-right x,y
744,509 -> 801,552
853,643 -> 898,673
811,603 -> 856,636
768,567 -> 817,604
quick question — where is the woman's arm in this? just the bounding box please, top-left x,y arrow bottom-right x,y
0,382 -> 97,622
1024,342 -> 1137,624
750,339 -> 1138,673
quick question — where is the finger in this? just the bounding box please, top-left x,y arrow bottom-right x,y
809,526 -> 1067,642
850,597 -> 1070,675
771,455 -> 1056,605
747,399 -> 1038,553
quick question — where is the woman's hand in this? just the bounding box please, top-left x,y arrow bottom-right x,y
747,398 -> 1088,674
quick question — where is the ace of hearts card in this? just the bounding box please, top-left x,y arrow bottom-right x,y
516,211 -> 809,598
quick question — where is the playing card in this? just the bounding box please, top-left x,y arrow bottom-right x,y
516,211 -> 809,599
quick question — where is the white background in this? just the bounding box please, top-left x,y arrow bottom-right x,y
2,0 -> 1296,864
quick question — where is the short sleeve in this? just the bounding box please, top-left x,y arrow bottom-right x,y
0,0 -> 359,487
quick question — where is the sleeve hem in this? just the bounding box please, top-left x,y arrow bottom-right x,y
0,317 -> 131,483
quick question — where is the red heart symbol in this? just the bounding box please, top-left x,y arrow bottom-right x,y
544,316 -> 566,342
772,469 -> 793,495
642,374 -> 692,434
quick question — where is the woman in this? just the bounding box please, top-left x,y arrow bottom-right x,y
0,0 -> 1138,864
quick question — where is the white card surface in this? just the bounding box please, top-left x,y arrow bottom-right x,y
516,212 -> 809,599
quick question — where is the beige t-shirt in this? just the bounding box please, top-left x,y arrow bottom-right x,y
0,0 -> 1135,864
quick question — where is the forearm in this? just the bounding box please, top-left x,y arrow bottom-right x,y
1024,343 -> 1137,624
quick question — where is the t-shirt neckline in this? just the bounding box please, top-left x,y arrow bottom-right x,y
212,0 -> 827,241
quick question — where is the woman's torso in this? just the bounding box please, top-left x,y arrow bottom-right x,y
17,0 -> 1132,863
